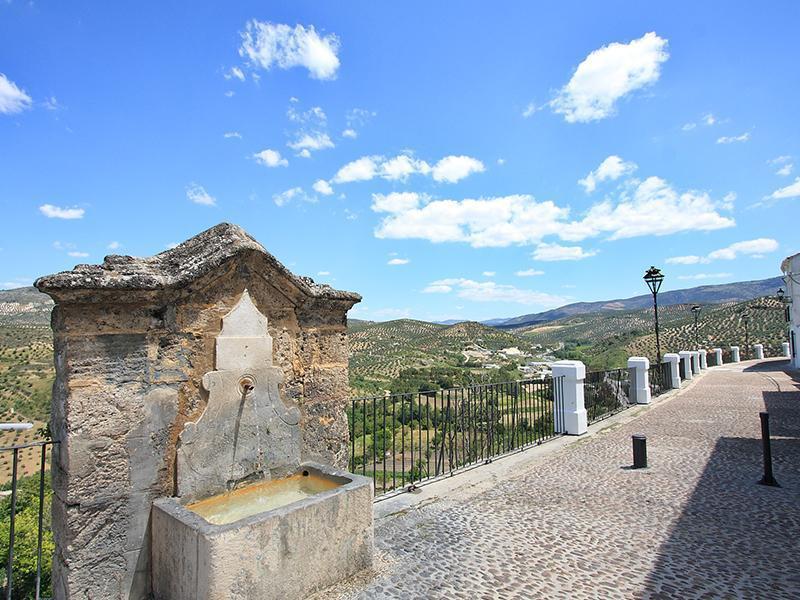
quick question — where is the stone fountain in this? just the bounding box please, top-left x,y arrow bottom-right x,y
151,289 -> 372,600
35,223 -> 372,600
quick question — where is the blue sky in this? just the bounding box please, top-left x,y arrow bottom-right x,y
1,1 -> 798,321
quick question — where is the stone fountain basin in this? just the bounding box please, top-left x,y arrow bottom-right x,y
151,462 -> 373,600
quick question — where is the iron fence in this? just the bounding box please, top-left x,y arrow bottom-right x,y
649,362 -> 669,398
348,377 -> 564,499
2,439 -> 57,600
584,368 -> 631,424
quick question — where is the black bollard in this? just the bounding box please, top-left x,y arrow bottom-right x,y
632,434 -> 647,469
757,412 -> 780,487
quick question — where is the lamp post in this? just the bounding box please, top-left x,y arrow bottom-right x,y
644,266 -> 665,362
743,313 -> 751,359
691,305 -> 701,350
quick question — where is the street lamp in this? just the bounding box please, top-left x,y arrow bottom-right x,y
691,305 -> 701,350
644,266 -> 665,361
742,313 -> 751,359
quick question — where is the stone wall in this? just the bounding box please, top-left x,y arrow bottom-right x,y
35,223 -> 360,599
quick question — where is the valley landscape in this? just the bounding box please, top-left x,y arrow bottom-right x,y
0,275 -> 786,429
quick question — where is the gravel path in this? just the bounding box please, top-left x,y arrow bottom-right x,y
319,360 -> 800,599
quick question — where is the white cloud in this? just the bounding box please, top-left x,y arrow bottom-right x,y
312,179 -> 334,195
533,243 -> 597,262
0,73 -> 32,114
287,132 -> 334,154
551,32 -> 669,123
561,176 -> 735,241
497,158 -> 506,166
387,258 -> 409,265
317,270 -> 330,276
224,90 -> 235,98
341,108 -> 375,138
39,204 -> 85,219
703,113 -> 716,126
766,177 -> 800,201
272,186 -> 316,207
677,273 -> 732,281
67,251 -> 89,258
288,105 -> 326,124
431,155 -> 485,183
239,21 -> 340,80
107,241 -> 121,250
667,238 -> 779,264
423,278 -> 566,307
720,192 -> 736,210
371,192 -> 423,213
223,131 -> 242,139
298,149 -> 311,158
771,156 -> 794,177
253,148 -> 288,167
666,255 -> 703,265
382,155 -> 431,181
516,268 -> 545,277
186,184 -> 216,206
522,103 -> 538,118
225,66 -> 245,81
578,155 -> 637,193
716,132 -> 750,144
332,153 -> 483,184
373,193 -> 568,248
42,96 -> 60,111
707,238 -> 778,261
482,271 -> 496,277
333,156 -> 378,183
681,122 -> 697,131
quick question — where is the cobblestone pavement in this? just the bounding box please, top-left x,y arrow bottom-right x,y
319,360 -> 800,599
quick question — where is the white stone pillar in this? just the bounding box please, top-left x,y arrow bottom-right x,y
783,342 -> 791,358
690,351 -> 701,374
712,348 -> 722,366
663,353 -> 681,388
552,360 -> 587,436
699,349 -> 708,369
753,344 -> 764,360
627,357 -> 651,405
679,351 -> 693,380
730,345 -> 740,363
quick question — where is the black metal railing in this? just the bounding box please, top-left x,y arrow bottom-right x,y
649,362 -> 669,398
348,378 -> 563,499
2,439 -> 57,600
584,368 -> 631,424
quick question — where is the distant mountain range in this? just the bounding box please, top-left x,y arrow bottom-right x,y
485,276 -> 784,329
2,276 -> 784,331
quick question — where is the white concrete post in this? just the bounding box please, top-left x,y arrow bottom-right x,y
730,345 -> 740,363
663,353 -> 681,388
699,349 -> 708,369
712,348 -> 722,366
783,342 -> 791,358
627,357 -> 651,404
679,351 -> 693,381
690,351 -> 701,374
753,344 -> 764,360
551,360 -> 587,436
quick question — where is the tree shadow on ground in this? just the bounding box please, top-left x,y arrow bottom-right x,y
639,364 -> 800,598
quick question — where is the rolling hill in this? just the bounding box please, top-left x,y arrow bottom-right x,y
490,276 -> 784,328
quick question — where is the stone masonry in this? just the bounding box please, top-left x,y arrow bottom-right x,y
35,223 -> 360,600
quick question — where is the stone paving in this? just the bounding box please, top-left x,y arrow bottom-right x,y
319,359 -> 800,599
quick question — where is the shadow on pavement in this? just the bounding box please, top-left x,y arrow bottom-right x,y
640,365 -> 800,598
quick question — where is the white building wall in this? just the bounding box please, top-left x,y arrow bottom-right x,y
781,252 -> 800,369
